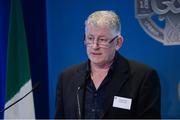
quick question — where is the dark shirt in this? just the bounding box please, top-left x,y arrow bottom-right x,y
84,54 -> 117,119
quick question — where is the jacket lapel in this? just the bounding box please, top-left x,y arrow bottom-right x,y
100,54 -> 130,118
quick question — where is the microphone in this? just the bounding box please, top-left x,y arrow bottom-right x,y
76,70 -> 89,119
0,82 -> 40,113
76,83 -> 85,119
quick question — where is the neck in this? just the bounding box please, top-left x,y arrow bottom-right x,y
90,60 -> 113,73
90,60 -> 113,89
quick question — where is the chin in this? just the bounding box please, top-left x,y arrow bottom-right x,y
90,58 -> 101,63
90,58 -> 105,65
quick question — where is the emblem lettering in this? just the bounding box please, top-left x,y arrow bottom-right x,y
151,0 -> 180,14
135,0 -> 180,45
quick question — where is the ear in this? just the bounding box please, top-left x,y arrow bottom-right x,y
115,36 -> 123,50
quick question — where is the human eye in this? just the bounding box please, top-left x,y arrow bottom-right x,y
87,36 -> 94,42
99,38 -> 108,43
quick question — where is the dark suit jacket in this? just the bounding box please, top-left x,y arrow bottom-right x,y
55,53 -> 161,119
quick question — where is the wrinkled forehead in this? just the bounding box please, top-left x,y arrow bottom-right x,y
85,18 -> 118,33
85,23 -> 116,37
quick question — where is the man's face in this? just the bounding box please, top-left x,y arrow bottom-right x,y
85,24 -> 122,66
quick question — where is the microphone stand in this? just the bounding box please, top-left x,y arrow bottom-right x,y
76,70 -> 89,119
76,86 -> 82,119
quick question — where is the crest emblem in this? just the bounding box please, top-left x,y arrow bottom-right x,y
135,0 -> 180,45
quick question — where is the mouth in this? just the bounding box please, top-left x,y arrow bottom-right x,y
91,52 -> 102,56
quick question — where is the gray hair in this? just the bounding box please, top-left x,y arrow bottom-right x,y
85,10 -> 121,35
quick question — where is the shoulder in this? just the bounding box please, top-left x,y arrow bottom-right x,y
61,61 -> 87,76
57,61 -> 87,84
128,60 -> 158,79
116,53 -> 158,80
128,60 -> 155,73
127,60 -> 160,86
115,53 -> 156,74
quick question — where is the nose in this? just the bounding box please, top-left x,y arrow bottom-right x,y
92,40 -> 99,49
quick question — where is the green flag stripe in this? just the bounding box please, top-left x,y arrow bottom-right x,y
6,0 -> 31,102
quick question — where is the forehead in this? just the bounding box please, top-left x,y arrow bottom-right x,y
85,24 -> 115,37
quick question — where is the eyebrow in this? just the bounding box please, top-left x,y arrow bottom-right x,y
87,34 -> 107,38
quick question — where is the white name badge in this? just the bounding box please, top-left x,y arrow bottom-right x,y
113,96 -> 132,110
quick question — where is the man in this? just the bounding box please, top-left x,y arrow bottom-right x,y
55,10 -> 161,119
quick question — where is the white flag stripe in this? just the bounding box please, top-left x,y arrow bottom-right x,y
4,80 -> 35,119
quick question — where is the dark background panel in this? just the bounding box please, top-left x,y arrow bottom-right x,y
22,0 -> 49,118
0,0 -> 10,118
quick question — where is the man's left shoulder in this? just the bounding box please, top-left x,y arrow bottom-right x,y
128,60 -> 155,73
127,60 -> 160,86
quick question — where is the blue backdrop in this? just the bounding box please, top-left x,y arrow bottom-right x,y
46,0 -> 180,118
0,0 -> 10,118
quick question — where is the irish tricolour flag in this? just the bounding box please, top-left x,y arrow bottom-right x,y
4,0 -> 35,119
